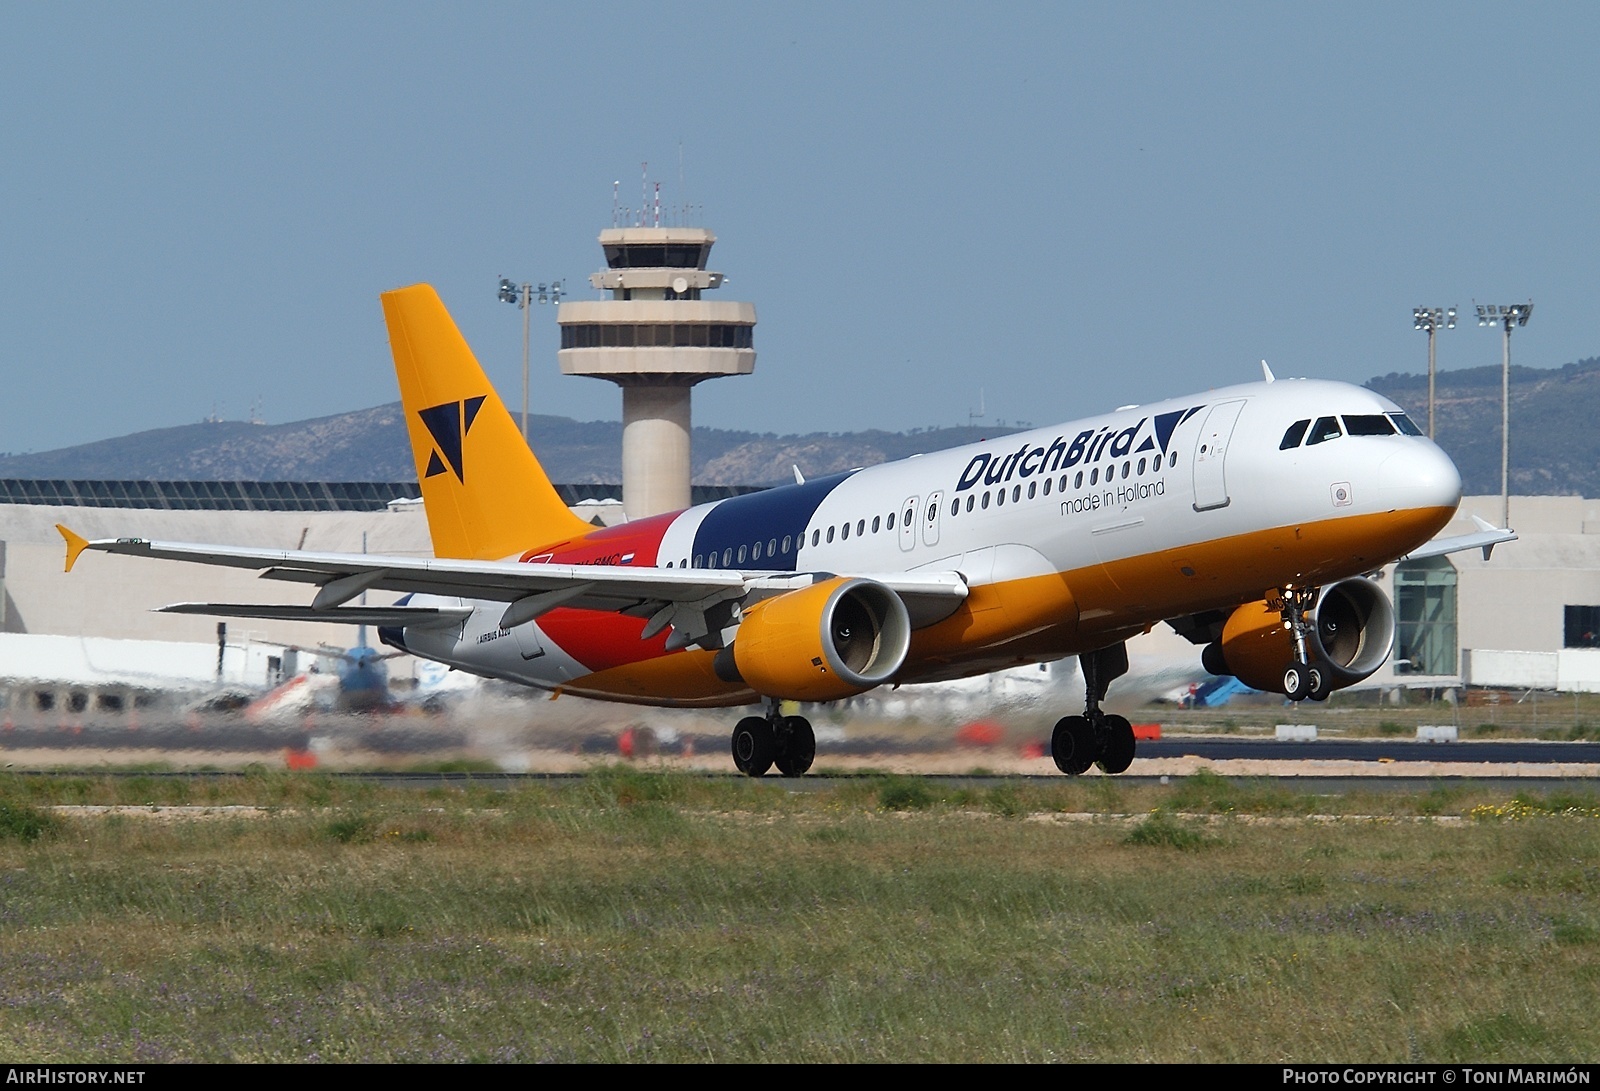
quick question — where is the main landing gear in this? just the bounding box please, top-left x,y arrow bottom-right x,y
1271,585 -> 1332,703
1051,643 -> 1137,776
731,703 -> 816,778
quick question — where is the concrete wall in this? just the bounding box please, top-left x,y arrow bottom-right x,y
1452,495 -> 1600,657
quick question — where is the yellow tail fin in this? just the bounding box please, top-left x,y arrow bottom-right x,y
382,284 -> 592,560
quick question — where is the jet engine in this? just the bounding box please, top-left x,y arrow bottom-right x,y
1202,577 -> 1395,696
721,577 -> 912,702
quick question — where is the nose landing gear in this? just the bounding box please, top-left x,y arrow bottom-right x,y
1270,585 -> 1331,702
1050,642 -> 1137,776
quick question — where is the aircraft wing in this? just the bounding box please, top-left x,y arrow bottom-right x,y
1399,515 -> 1518,562
60,527 -> 968,643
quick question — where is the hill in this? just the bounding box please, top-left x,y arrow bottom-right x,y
7,354 -> 1600,494
0,405 -> 1017,487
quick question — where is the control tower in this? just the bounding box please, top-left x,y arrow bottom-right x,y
557,226 -> 756,519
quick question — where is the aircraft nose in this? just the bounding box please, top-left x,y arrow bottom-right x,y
1378,442 -> 1462,511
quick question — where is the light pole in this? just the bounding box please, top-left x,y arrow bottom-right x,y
497,277 -> 564,441
1476,301 -> 1533,529
1412,306 -> 1455,439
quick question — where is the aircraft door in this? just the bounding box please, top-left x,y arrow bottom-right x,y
899,496 -> 919,552
922,490 -> 943,547
1191,399 -> 1247,512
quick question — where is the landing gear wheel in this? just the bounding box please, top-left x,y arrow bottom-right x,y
774,716 -> 815,777
1051,715 -> 1097,776
731,716 -> 774,777
1096,714 -> 1136,775
1307,665 -> 1332,702
1283,662 -> 1312,703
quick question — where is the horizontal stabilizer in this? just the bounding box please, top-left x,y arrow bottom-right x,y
1400,515 -> 1517,562
157,603 -> 472,627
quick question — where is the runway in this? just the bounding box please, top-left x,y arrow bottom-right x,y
1136,737 -> 1600,764
2,713 -> 1598,780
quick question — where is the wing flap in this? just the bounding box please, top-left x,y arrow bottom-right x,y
157,604 -> 473,627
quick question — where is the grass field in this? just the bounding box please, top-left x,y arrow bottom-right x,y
0,769 -> 1597,1062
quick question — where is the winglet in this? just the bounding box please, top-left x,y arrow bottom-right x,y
57,524 -> 90,573
1471,514 -> 1513,560
1261,359 -> 1275,383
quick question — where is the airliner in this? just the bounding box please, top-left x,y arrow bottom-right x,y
59,285 -> 1512,777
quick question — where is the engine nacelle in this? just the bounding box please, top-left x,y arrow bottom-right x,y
725,577 -> 912,702
1206,578 -> 1395,696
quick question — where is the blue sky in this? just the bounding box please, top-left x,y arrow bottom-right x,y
3,3 -> 1597,455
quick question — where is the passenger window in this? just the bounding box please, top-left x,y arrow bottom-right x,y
1169,451 -> 1178,468
857,519 -> 865,536
737,544 -> 747,563
965,495 -> 974,512
827,526 -> 835,543
887,512 -> 895,530
1090,468 -> 1099,486
1043,478 -> 1052,496
752,541 -> 762,561
871,517 -> 880,533
1074,471 -> 1083,489
1280,419 -> 1311,449
841,522 -> 849,540
981,492 -> 990,509
996,489 -> 1006,507
768,538 -> 777,555
722,548 -> 733,566
1306,416 -> 1342,445
950,499 -> 959,516
1342,414 -> 1396,436
782,535 -> 792,553
1012,485 -> 1021,502
1028,481 -> 1036,499
811,529 -> 820,546
694,554 -> 703,568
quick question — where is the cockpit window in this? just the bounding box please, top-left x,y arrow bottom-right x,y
1388,412 -> 1424,437
1342,414 -> 1397,436
1280,419 -> 1310,450
1305,416 -> 1342,446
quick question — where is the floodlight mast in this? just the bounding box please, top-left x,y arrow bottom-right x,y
498,277 -> 564,440
1476,301 -> 1533,529
1413,306 -> 1456,439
